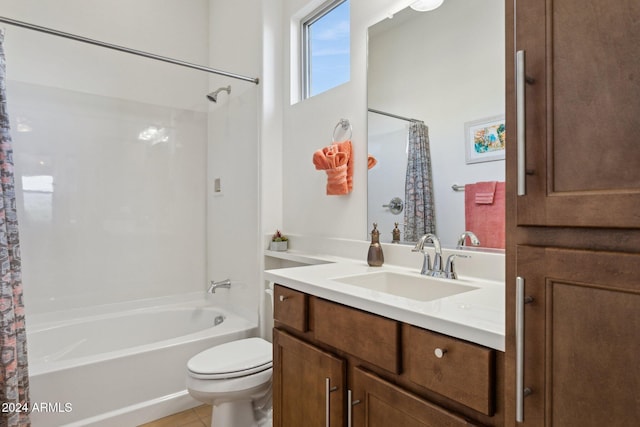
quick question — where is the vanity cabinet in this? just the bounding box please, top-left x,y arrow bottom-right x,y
273,284 -> 504,427
505,1 -> 640,425
273,329 -> 345,427
351,367 -> 475,427
405,326 -> 495,415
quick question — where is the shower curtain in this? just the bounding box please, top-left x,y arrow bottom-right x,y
404,122 -> 436,242
0,31 -> 30,427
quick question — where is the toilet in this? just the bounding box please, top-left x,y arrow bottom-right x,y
186,337 -> 273,427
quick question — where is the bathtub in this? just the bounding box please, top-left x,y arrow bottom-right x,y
26,293 -> 258,426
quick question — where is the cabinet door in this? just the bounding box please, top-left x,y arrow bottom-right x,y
510,0 -> 640,227
508,246 -> 640,426
273,329 -> 345,427
351,367 -> 480,427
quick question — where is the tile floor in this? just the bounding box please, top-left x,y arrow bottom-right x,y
138,405 -> 212,427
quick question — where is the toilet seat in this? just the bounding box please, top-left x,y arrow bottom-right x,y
187,337 -> 272,380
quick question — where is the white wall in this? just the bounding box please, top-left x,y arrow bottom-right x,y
273,0 -> 417,243
207,0 -> 263,322
3,0 -> 210,111
3,0 -> 210,314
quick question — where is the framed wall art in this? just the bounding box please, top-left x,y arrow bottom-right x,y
464,115 -> 505,164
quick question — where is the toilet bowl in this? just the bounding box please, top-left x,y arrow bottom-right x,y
186,337 -> 273,427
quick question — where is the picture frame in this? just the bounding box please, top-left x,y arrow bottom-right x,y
464,115 -> 506,164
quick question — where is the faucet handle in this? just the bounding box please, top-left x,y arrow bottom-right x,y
412,248 -> 431,275
444,254 -> 470,280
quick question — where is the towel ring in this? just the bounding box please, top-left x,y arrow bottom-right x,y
332,118 -> 352,143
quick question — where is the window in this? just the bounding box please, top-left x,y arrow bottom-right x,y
302,0 -> 350,99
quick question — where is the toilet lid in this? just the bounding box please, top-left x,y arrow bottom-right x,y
187,337 -> 272,379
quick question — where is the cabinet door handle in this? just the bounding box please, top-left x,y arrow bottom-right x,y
279,295 -> 288,302
347,389 -> 362,427
516,50 -> 527,196
516,276 -> 534,422
325,377 -> 338,427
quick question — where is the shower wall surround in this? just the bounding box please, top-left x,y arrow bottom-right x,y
3,0 -> 211,315
8,82 -> 207,314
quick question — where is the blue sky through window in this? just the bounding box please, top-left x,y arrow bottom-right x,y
308,0 -> 350,97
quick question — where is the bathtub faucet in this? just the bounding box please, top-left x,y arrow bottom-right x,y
208,279 -> 231,293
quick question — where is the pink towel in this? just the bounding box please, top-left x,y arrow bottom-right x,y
465,181 -> 505,249
474,181 -> 497,204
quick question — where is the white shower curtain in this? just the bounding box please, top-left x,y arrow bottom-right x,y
404,122 -> 436,241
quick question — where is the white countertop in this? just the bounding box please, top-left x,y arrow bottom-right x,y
265,251 -> 505,351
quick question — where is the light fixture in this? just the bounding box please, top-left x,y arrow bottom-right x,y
410,0 -> 444,12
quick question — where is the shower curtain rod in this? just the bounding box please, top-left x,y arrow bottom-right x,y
0,16 -> 260,85
368,108 -> 423,123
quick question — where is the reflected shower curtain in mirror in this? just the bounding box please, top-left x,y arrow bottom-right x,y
404,122 -> 436,241
0,31 -> 30,427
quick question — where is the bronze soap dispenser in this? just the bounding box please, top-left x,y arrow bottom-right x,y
367,223 -> 384,267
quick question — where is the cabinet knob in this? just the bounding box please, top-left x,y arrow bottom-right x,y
279,295 -> 288,302
434,348 -> 447,358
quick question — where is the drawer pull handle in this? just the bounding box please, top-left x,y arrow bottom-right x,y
279,295 -> 288,302
434,348 -> 447,358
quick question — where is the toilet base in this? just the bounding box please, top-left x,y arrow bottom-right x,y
211,399 -> 257,427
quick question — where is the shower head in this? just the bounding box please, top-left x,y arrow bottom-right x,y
206,85 -> 231,103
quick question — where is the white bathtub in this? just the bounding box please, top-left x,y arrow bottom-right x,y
26,293 -> 258,426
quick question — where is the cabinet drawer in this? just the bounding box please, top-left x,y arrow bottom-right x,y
405,326 -> 495,416
273,285 -> 308,332
313,297 -> 400,373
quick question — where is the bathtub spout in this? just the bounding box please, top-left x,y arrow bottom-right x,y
208,279 -> 231,293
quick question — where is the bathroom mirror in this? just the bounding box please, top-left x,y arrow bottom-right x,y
367,0 -> 505,247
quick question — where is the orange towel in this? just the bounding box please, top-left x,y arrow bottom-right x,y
313,149 -> 329,170
325,163 -> 349,195
334,140 -> 353,191
367,154 -> 377,170
324,150 -> 349,195
326,150 -> 348,169
312,140 -> 353,195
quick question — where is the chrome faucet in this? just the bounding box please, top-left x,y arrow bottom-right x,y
412,233 -> 445,278
456,231 -> 481,249
444,254 -> 470,280
208,279 -> 231,293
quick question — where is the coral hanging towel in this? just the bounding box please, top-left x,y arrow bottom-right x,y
312,140 -> 353,195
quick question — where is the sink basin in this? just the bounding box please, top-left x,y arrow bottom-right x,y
333,271 -> 478,301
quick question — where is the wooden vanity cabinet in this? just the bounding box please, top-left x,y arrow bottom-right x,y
405,326 -> 496,415
273,284 -> 504,427
273,329 -> 345,427
352,367 -> 478,427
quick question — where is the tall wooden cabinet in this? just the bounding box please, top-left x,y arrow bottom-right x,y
505,0 -> 640,425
